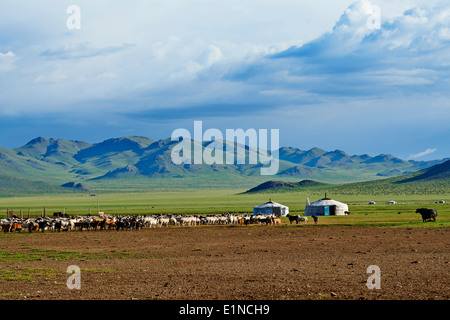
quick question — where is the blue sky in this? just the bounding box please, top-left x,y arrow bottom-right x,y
0,0 -> 449,161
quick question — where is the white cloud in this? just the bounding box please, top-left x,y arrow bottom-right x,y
0,0 -> 448,159
408,148 -> 437,159
0,0 -> 356,113
0,51 -> 16,72
0,0 -> 449,158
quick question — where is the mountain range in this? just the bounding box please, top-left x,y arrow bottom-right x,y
0,136 -> 448,194
244,159 -> 450,196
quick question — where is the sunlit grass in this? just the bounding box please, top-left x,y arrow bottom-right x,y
0,190 -> 447,228
0,248 -> 154,262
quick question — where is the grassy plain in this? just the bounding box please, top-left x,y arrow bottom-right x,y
0,189 -> 448,228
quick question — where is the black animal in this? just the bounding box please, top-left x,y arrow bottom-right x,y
98,218 -> 107,230
115,217 -> 131,231
81,220 -> 91,231
286,214 -> 300,224
37,219 -> 50,232
311,215 -> 319,224
416,208 -> 438,222
263,216 -> 274,225
115,218 -> 125,231
128,216 -> 141,230
55,220 -> 62,232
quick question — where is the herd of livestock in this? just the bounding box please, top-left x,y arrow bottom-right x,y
0,212 -> 309,233
0,207 -> 437,233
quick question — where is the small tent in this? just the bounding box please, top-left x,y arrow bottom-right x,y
253,200 -> 289,217
387,201 -> 397,204
305,197 -> 349,216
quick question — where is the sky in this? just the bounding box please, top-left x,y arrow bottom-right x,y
0,0 -> 449,161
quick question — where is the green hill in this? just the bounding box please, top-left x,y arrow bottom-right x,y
0,135 -> 448,194
245,180 -> 328,193
0,174 -> 73,195
397,159 -> 450,183
335,160 -> 450,195
245,160 -> 450,196
14,137 -> 92,165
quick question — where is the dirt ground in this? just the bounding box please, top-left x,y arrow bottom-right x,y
0,224 -> 448,300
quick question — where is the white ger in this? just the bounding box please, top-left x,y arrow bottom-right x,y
253,200 -> 289,217
305,196 -> 349,216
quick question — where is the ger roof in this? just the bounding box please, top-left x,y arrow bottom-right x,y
254,200 -> 288,209
307,198 -> 348,207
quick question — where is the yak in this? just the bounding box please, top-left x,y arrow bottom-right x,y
416,208 -> 438,222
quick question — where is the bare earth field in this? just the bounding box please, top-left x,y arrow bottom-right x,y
0,224 -> 448,300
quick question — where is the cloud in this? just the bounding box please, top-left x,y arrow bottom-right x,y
0,51 -> 16,72
75,0 -> 450,129
39,42 -> 135,60
251,0 -> 450,99
408,148 -> 437,159
0,0 -> 449,160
